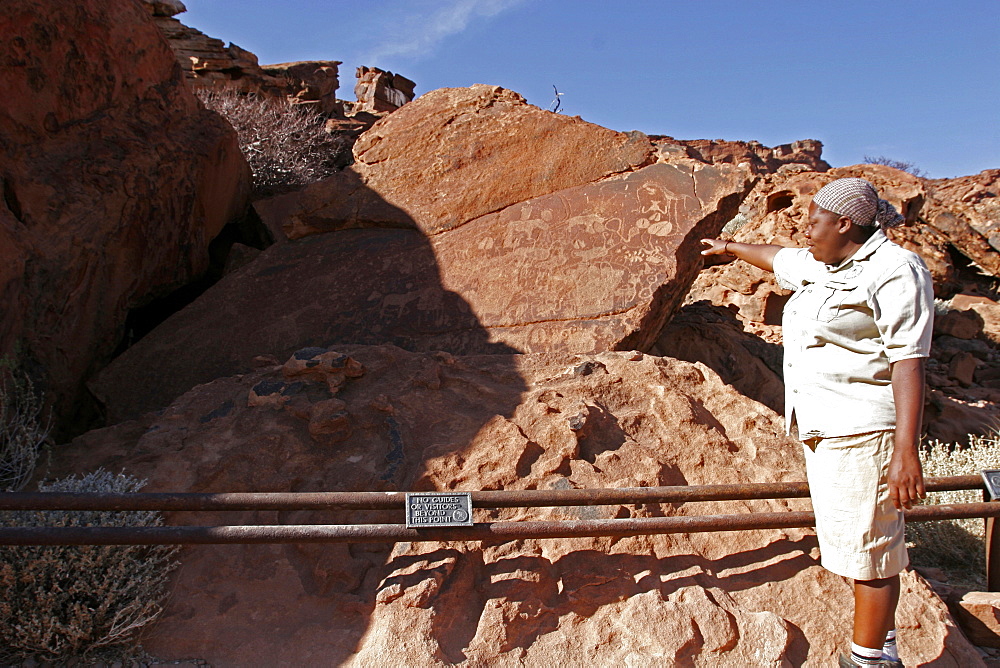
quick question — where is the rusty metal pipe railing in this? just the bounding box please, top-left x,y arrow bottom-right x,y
0,475 -> 983,512
1,501 -> 997,546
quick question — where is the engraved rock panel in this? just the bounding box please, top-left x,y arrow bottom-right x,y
92,161 -> 750,422
89,227 -> 521,423
432,162 -> 753,352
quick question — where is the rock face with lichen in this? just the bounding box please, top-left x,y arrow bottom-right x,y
50,346 -> 982,666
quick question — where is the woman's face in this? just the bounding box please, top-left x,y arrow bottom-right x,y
805,201 -> 849,265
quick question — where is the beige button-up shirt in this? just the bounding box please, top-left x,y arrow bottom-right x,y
773,230 -> 934,439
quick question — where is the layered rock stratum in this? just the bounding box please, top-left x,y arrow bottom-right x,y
142,0 -> 415,125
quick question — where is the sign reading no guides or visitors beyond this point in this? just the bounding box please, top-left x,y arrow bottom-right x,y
982,469 -> 1000,501
406,492 -> 473,528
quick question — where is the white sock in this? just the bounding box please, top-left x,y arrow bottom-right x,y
850,642 -> 884,665
882,628 -> 898,661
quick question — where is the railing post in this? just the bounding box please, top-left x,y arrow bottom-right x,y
981,470 -> 1000,592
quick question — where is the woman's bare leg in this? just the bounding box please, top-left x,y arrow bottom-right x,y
853,575 -> 900,649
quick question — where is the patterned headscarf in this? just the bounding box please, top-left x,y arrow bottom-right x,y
812,178 -> 905,229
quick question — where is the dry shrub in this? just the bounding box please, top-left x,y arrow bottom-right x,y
721,212 -> 749,238
0,364 -> 50,492
863,154 -> 928,179
197,88 -> 351,197
907,433 -> 1000,587
0,470 -> 179,665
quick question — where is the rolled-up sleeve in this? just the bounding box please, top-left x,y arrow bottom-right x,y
773,247 -> 811,292
871,260 -> 934,363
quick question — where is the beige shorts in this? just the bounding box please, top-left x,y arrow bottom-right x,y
802,430 -> 908,581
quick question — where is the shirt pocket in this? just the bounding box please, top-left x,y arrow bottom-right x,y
814,279 -> 857,322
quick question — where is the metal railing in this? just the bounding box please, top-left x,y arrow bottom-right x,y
2,474 -> 997,587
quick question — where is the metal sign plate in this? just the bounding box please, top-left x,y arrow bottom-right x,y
405,492 -> 473,528
983,470 -> 1000,501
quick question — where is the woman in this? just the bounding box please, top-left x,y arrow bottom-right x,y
701,178 -> 933,667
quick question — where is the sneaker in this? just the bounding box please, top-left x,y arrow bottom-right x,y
838,653 -> 903,667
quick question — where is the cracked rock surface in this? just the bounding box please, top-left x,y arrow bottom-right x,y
54,346 -> 982,666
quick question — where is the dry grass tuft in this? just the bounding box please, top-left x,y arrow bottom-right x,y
907,433 -> 1000,588
0,364 -> 50,492
0,470 -> 179,664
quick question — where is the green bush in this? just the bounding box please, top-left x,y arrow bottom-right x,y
0,470 -> 179,664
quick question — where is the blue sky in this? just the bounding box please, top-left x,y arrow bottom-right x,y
180,0 -> 998,178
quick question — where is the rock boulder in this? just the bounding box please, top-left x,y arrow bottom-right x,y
54,346 -> 981,666
94,86 -> 752,421
923,169 -> 1000,277
653,136 -> 831,175
955,591 -> 1000,648
0,0 -> 250,429
352,66 -> 416,114
257,85 -> 660,240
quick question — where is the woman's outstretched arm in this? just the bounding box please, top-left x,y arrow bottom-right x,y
700,239 -> 784,273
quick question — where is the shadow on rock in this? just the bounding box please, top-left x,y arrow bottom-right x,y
89,168 -> 525,424
364,537 -> 821,664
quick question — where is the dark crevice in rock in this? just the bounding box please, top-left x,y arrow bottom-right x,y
766,191 -> 794,213
943,243 -> 992,299
2,176 -> 24,224
110,205 -> 272,359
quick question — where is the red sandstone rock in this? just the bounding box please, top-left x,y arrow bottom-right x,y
261,60 -> 343,113
148,12 -> 346,116
149,14 -> 416,135
256,85 -> 658,240
352,66 -> 416,113
924,170 -> 1000,276
924,388 -> 1000,445
90,227 -> 515,422
952,293 -> 999,310
937,309 -> 985,340
94,87 -> 752,421
653,136 -> 831,175
972,304 -> 1000,347
53,347 -> 982,665
948,351 -> 980,386
653,301 -> 786,414
955,591 -> 1000,648
281,347 -> 365,394
427,162 -> 752,352
0,0 -> 250,429
140,0 -> 186,16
